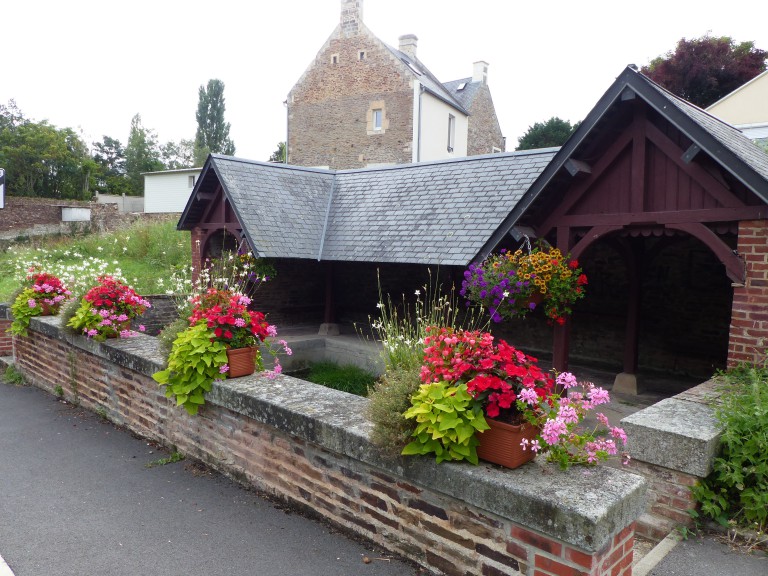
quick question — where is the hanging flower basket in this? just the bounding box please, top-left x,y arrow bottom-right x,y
461,241 -> 587,325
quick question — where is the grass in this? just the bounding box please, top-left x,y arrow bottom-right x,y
3,365 -> 25,386
145,451 -> 185,468
298,361 -> 378,396
0,218 -> 191,302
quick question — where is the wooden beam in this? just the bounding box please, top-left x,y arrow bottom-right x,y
570,225 -> 624,260
630,105 -> 646,214
645,121 -> 743,208
682,143 -> 701,164
665,222 -> 745,283
564,159 -> 592,178
560,205 -> 767,227
536,130 -> 634,238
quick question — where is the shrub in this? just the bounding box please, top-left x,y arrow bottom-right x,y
692,365 -> 768,531
367,367 -> 422,457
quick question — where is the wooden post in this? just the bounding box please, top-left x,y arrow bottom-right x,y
553,226 -> 572,372
614,240 -> 643,394
319,262 -> 339,335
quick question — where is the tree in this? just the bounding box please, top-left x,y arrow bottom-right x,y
641,35 -> 767,108
0,102 -> 92,199
268,141 -> 286,163
124,113 -> 163,195
92,135 -> 131,196
194,79 -> 235,165
516,117 -> 579,151
161,138 -> 196,169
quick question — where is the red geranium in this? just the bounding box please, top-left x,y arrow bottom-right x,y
420,327 -> 554,421
188,288 -> 272,349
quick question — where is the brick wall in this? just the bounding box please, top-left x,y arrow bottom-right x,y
140,295 -> 179,336
11,318 -> 645,576
0,305 -> 11,356
728,219 -> 768,366
288,28 -> 415,170
625,460 -> 698,542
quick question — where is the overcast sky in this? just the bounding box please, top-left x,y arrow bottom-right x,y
2,0 -> 766,162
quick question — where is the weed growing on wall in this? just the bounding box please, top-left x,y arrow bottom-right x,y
692,365 -> 768,532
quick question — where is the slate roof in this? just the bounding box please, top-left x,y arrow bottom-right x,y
384,44 -> 469,115
180,150 -> 556,265
443,77 -> 483,110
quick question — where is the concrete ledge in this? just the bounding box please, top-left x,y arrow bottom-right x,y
621,396 -> 721,477
16,315 -> 648,560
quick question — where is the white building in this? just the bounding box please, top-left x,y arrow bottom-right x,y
143,168 -> 202,213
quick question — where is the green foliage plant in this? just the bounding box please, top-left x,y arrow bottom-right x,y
402,381 -> 490,464
153,322 -> 229,415
3,365 -> 25,386
691,365 -> 768,531
367,368 -> 423,458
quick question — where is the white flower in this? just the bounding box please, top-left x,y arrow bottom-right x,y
414,290 -> 421,296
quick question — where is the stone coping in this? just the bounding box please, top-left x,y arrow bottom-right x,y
25,314 -> 646,552
621,381 -> 723,477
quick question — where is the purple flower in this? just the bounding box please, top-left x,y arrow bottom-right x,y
27,299 -> 37,308
219,364 -> 229,374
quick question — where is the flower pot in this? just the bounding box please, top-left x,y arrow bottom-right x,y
39,302 -> 56,316
226,346 -> 257,378
476,419 -> 540,469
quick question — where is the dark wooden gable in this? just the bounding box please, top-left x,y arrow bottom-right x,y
518,98 -> 766,285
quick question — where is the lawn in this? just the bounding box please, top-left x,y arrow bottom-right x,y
0,219 -> 191,301
297,361 -> 378,396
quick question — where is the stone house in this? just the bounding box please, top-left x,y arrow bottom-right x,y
286,0 -> 505,169
180,66 -> 768,390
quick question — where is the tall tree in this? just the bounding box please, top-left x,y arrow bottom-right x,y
516,117 -> 579,151
92,135 -> 131,196
124,113 -> 163,195
642,35 -> 767,108
268,141 -> 286,163
194,79 -> 235,165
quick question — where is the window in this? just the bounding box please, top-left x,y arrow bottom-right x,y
373,109 -> 382,131
447,114 -> 456,152
367,101 -> 386,134
457,82 -> 467,91
331,54 -> 338,65
359,50 -> 366,61
188,175 -> 196,187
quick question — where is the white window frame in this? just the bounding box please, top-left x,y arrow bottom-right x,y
373,109 -> 383,131
447,114 -> 456,152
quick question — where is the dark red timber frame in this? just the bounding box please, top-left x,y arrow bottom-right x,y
524,97 -> 762,376
190,183 -> 245,278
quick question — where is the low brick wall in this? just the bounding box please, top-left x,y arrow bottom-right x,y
10,315 -> 646,576
621,380 -> 723,541
0,304 -> 11,356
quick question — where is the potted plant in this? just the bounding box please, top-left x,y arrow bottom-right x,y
153,288 -> 291,415
403,327 -> 629,470
9,271 -> 72,336
461,243 -> 587,325
67,275 -> 150,341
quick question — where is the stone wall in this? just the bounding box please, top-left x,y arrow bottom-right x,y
466,85 -> 505,156
288,24 -> 414,170
10,316 -> 646,576
728,219 -> 768,366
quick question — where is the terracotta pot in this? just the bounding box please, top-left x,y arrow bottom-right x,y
226,346 -> 257,378
39,302 -> 56,316
476,419 -> 540,469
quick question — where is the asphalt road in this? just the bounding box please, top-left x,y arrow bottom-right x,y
647,535 -> 767,576
0,382 -> 417,576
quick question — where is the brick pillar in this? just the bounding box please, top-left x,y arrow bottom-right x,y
728,219 -> 768,367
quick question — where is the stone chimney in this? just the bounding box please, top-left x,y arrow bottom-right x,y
473,61 -> 489,85
398,34 -> 418,59
340,0 -> 364,36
